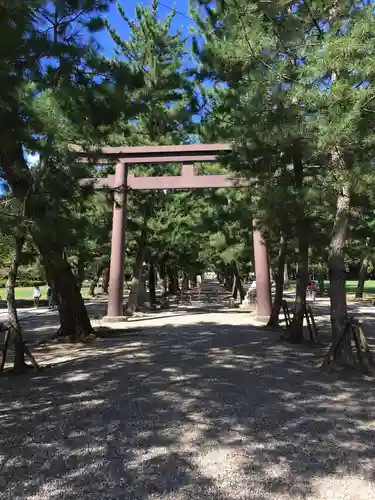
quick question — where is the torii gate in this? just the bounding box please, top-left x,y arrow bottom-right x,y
72,143 -> 272,320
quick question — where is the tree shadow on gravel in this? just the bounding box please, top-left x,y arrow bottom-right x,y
1,321 -> 375,499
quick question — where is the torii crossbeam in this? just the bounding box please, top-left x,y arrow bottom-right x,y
72,143 -> 272,320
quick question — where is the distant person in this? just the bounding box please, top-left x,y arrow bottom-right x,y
307,280 -> 312,300
307,280 -> 317,301
310,280 -> 317,301
33,286 -> 41,308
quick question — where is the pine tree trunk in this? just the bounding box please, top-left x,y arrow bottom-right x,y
76,252 -> 85,290
283,263 -> 289,288
126,250 -> 145,316
39,245 -> 94,340
160,264 -> 168,296
267,234 -> 286,327
232,272 -> 238,299
234,267 -> 245,301
168,269 -> 180,295
224,274 -> 233,291
182,273 -> 189,291
355,257 -> 369,299
190,273 -> 197,288
126,229 -> 147,315
102,264 -> 110,294
329,181 -> 352,362
89,263 -> 104,296
7,236 -> 26,371
149,262 -> 157,306
289,237 -> 309,342
318,271 -> 325,297
288,153 -> 309,343
137,269 -> 148,306
355,240 -> 370,299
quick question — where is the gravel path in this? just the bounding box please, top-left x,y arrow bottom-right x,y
1,313 -> 375,499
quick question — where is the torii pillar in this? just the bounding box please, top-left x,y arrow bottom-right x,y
105,162 -> 128,320
252,219 -> 272,319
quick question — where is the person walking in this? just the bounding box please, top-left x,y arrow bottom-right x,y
33,286 -> 41,308
310,280 -> 317,301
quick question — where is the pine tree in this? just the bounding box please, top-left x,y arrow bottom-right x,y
192,0 -> 325,338
0,1 -> 144,341
106,0 -> 198,313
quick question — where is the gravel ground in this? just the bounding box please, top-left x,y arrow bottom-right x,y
1,308 -> 375,498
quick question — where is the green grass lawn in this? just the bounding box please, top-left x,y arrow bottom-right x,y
345,280 -> 375,298
0,286 -> 91,303
288,280 -> 375,299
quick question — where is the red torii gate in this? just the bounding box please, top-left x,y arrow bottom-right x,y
73,143 -> 272,320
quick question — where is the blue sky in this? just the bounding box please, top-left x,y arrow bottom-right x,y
22,1 -> 199,169
0,1 -> 200,190
95,0 -> 196,57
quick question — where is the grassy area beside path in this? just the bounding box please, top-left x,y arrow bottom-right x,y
287,279 -> 375,300
346,280 -> 375,299
0,285 -> 91,307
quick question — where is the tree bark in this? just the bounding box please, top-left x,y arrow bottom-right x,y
232,272 -> 238,298
76,251 -> 85,290
138,269 -> 148,306
149,262 -> 157,306
190,273 -> 197,288
126,230 -> 147,315
289,234 -> 309,342
102,263 -> 110,294
168,268 -> 180,295
160,264 -> 168,296
317,270 -> 325,297
182,273 -> 189,291
233,265 -> 245,301
89,262 -> 104,296
267,233 -> 287,327
224,273 -> 233,291
40,245 -> 94,340
288,151 -> 309,343
355,239 -> 370,299
7,236 -> 26,370
329,180 -> 352,362
283,262 -> 289,288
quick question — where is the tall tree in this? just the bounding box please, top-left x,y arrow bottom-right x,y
192,0 -> 323,339
0,1 -> 144,338
293,1 -> 375,360
106,0 -> 197,313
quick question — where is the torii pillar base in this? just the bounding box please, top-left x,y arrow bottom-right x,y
102,316 -> 129,324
